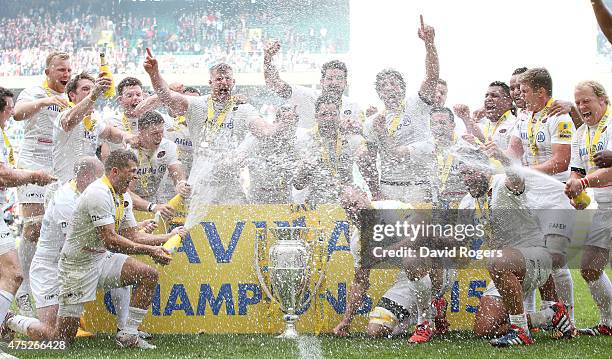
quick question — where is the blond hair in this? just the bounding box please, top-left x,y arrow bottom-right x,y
576,80 -> 609,105
45,51 -> 70,68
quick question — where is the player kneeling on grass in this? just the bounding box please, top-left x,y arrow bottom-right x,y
333,186 -> 456,340
457,144 -> 574,347
47,149 -> 186,349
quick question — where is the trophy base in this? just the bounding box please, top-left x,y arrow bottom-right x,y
277,315 -> 299,339
276,327 -> 299,339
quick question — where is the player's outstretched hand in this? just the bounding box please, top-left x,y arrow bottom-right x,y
418,15 -> 435,45
564,178 -> 583,200
264,40 -> 281,61
149,246 -> 172,265
143,48 -> 159,76
594,150 -> 612,168
31,170 -> 57,186
333,319 -> 351,337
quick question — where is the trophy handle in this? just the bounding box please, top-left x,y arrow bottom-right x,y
296,228 -> 328,310
253,227 -> 281,308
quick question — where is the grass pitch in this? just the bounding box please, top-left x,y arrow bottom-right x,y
7,270 -> 612,359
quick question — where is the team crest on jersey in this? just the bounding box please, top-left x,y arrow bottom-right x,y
537,131 -> 545,142
232,106 -> 238,111
157,151 -> 166,158
123,201 -> 129,208
558,122 -> 572,140
499,129 -> 507,133
344,109 -> 352,115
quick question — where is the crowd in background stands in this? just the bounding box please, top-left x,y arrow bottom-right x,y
0,0 -> 345,77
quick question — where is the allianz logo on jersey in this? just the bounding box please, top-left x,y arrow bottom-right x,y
47,105 -> 63,113
519,131 -> 546,142
138,165 -> 167,176
174,138 -> 193,147
579,142 -> 605,157
219,121 -> 234,129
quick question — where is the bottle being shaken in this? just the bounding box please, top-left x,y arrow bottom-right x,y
99,51 -> 115,98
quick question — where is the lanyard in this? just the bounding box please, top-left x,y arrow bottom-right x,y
42,80 -> 67,112
485,110 -> 511,141
67,101 -> 96,131
100,175 -> 124,232
527,98 -> 554,163
206,96 -> 236,143
121,113 -> 133,133
68,179 -> 79,194
585,106 -> 611,168
314,125 -> 343,177
436,135 -> 457,194
386,101 -> 406,137
1,128 -> 14,166
137,148 -> 154,196
474,176 -> 493,239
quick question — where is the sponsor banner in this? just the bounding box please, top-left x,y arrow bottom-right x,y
84,204 -> 495,333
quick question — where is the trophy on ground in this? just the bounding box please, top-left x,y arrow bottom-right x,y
254,226 -> 328,338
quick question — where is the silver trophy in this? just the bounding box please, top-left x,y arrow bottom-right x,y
254,226 -> 327,338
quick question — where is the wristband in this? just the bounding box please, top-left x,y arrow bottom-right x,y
147,202 -> 156,212
580,177 -> 590,190
177,180 -> 188,186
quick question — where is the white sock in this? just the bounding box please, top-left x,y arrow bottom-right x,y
529,306 -> 555,329
122,307 -> 147,335
509,313 -> 529,332
523,289 -> 536,313
412,274 -> 434,326
552,266 -> 574,321
16,238 -> 37,300
587,272 -> 612,327
0,289 -> 13,321
6,314 -> 40,335
110,286 -> 131,330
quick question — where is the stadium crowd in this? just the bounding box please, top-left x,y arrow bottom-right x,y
0,0 -> 345,77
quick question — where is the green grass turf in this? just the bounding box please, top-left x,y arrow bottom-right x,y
5,270 -> 612,359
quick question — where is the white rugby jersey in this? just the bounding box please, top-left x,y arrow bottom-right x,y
16,85 -> 68,168
477,111 -> 519,150
185,96 -> 258,155
131,138 -> 180,202
35,181 -> 79,262
59,178 -> 137,268
53,109 -> 107,183
459,174 -> 543,249
289,85 -> 363,129
295,128 -> 365,204
512,102 -> 575,182
247,132 -> 299,203
364,95 -> 435,183
570,107 -> 612,202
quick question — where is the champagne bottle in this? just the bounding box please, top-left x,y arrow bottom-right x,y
167,194 -> 184,210
574,191 -> 591,208
99,52 -> 116,98
162,234 -> 183,254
